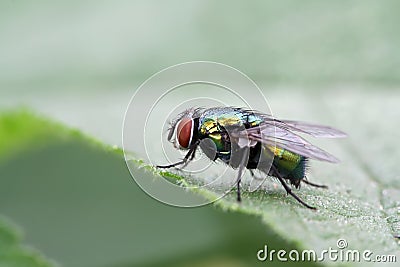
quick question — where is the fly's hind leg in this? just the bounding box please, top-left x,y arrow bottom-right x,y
302,178 -> 328,189
271,165 -> 316,210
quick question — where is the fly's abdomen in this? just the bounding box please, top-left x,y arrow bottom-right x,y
268,146 -> 307,181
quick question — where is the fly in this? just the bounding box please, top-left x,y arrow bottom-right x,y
157,107 -> 347,209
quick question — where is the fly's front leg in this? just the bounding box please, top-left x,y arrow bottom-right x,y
157,142 -> 199,169
180,145 -> 198,169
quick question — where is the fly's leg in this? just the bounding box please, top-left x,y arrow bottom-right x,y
235,148 -> 250,202
249,169 -> 264,181
236,165 -> 245,202
236,178 -> 241,202
180,145 -> 198,169
271,165 -> 316,210
157,142 -> 198,169
302,179 -> 328,189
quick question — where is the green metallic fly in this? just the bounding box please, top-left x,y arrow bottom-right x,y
157,107 -> 346,209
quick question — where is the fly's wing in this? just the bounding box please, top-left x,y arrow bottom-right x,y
233,124 -> 340,163
277,120 -> 347,138
254,113 -> 347,138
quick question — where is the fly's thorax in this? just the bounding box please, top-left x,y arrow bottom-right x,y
198,119 -> 230,153
199,108 -> 263,130
197,108 -> 264,164
198,109 -> 246,139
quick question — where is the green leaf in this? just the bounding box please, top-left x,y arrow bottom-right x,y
1,99 -> 399,267
130,90 -> 400,266
0,216 -> 56,267
0,110 -> 313,267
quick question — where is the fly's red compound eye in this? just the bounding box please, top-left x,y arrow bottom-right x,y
176,117 -> 193,149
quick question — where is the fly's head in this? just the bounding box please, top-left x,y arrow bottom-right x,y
167,108 -> 200,150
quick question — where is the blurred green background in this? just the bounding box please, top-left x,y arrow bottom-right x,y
1,1 -> 399,267
2,0 -> 400,92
